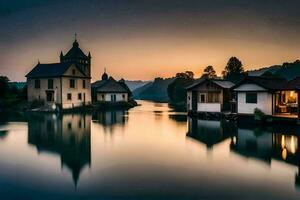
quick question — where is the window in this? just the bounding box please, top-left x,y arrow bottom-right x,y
101,94 -> 105,100
78,93 -> 82,100
122,94 -> 126,100
111,94 -> 116,102
67,93 -> 72,100
34,79 -> 40,88
70,79 -> 75,88
199,93 -> 206,103
72,69 -> 75,75
82,80 -> 86,88
67,123 -> 72,130
198,92 -> 220,103
246,92 -> 257,103
207,92 -> 220,103
48,79 -> 53,89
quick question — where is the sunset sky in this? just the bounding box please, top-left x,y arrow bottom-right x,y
1,0 -> 300,81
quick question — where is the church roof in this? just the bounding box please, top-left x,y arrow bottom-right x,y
92,78 -> 128,93
26,63 -> 73,78
63,40 -> 88,59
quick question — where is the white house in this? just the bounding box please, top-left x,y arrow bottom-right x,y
91,72 -> 130,103
26,38 -> 92,110
186,78 -> 235,113
233,76 -> 299,117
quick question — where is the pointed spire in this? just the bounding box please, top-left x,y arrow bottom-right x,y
88,51 -> 91,58
60,51 -> 63,57
73,33 -> 79,47
102,67 -> 108,80
38,59 -> 40,64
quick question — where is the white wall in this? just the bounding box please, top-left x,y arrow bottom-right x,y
61,77 -> 91,109
97,93 -> 128,102
197,103 -> 221,112
237,92 -> 272,115
27,77 -> 61,104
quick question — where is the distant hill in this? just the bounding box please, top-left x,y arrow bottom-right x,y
247,65 -> 281,77
125,80 -> 150,91
133,77 -> 175,102
247,60 -> 300,80
273,60 -> 300,80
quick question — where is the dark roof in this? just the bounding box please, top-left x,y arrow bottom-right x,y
92,78 -> 128,93
64,40 -> 88,59
186,77 -> 234,90
26,63 -> 73,78
234,76 -> 290,90
185,77 -> 206,90
212,80 -> 235,89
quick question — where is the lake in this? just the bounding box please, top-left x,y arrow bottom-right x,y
0,100 -> 299,199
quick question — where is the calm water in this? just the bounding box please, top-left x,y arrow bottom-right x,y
0,101 -> 300,199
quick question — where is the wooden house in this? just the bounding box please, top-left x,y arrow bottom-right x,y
186,78 -> 235,113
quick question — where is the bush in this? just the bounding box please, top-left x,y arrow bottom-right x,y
254,108 -> 265,121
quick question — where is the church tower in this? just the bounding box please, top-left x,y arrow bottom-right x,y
60,35 -> 91,77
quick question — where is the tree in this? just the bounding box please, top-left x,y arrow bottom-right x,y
203,65 -> 217,78
168,71 -> 194,105
175,71 -> 194,79
222,57 -> 244,78
0,76 -> 9,98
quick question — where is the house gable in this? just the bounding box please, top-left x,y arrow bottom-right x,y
234,83 -> 268,92
63,64 -> 87,78
189,79 -> 223,92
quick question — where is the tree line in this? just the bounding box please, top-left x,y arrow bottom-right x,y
0,76 -> 27,111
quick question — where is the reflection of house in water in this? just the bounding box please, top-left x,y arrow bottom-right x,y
27,113 -> 91,186
231,125 -> 300,188
169,114 -> 187,123
230,128 -> 273,163
187,117 -> 237,149
92,110 -> 127,131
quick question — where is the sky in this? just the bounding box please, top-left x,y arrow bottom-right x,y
1,0 -> 300,81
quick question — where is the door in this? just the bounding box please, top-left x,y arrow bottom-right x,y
192,91 -> 198,111
46,91 -> 54,102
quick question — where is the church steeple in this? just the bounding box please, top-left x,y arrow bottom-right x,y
102,68 -> 108,80
60,34 -> 91,77
73,33 -> 79,48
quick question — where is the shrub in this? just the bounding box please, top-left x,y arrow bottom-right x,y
254,108 -> 265,121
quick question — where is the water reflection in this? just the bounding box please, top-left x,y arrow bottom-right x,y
231,124 -> 300,189
187,116 -> 300,189
0,130 -> 8,140
187,118 -> 237,149
1,102 -> 300,199
92,110 -> 127,133
27,113 -> 91,186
